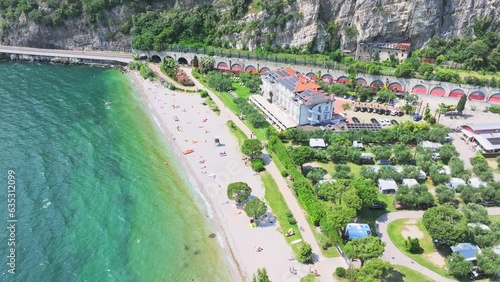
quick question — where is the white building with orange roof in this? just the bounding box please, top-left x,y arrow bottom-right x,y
259,67 -> 334,127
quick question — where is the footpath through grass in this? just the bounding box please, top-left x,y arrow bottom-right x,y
387,218 -> 450,277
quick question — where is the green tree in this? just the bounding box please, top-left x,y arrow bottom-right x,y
447,253 -> 472,278
461,203 -> 489,224
290,146 -> 314,168
460,185 -> 482,204
371,146 -> 392,160
393,144 -> 412,164
241,139 -> 263,160
422,205 -> 468,245
396,185 -> 416,207
192,55 -> 199,67
435,184 -> 456,205
244,198 -> 268,219
356,258 -> 393,282
404,237 -> 422,254
343,236 -> 386,266
456,95 -> 467,114
227,182 -> 252,203
320,205 -> 356,240
252,267 -> 271,282
341,190 -> 362,211
306,168 -> 326,184
198,56 -> 215,74
429,165 -> 451,185
298,243 -> 313,264
395,62 -> 415,78
438,144 -> 458,164
207,71 -> 232,91
477,248 -> 500,276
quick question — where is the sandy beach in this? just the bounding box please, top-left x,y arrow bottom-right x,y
127,72 -> 312,281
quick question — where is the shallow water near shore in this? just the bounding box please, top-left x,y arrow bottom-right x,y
0,62 -> 231,281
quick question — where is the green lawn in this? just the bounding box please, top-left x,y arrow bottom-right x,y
204,97 -> 220,115
261,172 -> 303,256
226,120 -> 248,146
390,265 -> 435,282
300,274 -> 318,282
387,219 -> 451,277
489,215 -> 500,223
231,82 -> 252,99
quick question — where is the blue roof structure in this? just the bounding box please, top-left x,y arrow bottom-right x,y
451,243 -> 481,261
345,223 -> 371,240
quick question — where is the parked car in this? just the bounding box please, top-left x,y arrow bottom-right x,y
467,271 -> 486,280
349,95 -> 356,101
360,107 -> 367,112
432,153 -> 440,160
445,111 -> 460,116
388,100 -> 396,106
390,110 -> 398,116
370,118 -> 379,124
352,117 -> 360,123
413,115 -> 422,121
384,110 -> 391,116
378,109 -> 386,115
353,106 -> 360,112
370,201 -> 387,210
366,97 -> 373,102
376,159 -> 395,165
397,111 -> 404,116
379,119 -> 391,126
482,200 -> 496,207
390,119 -> 399,125
394,203 -> 411,210
367,107 -> 374,113
406,159 -> 417,165
360,96 -> 367,102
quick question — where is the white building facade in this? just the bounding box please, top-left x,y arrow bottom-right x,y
261,68 -> 334,126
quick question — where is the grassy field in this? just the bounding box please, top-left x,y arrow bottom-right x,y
204,96 -> 220,115
387,219 -> 450,277
490,215 -> 500,223
261,172 -> 303,256
300,274 -> 318,282
231,82 -> 252,99
226,120 -> 248,146
390,265 -> 435,282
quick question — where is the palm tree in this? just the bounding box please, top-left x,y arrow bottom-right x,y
435,103 -> 448,124
401,103 -> 416,115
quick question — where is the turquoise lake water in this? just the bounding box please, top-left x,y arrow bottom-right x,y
0,62 -> 232,281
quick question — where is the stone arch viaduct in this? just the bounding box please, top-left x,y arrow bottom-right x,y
135,49 -> 500,104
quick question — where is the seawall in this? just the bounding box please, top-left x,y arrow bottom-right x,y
0,52 -> 128,67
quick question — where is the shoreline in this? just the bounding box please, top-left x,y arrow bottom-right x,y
126,70 -> 307,282
127,72 -> 245,281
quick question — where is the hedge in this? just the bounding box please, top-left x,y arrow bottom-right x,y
267,134 -> 325,226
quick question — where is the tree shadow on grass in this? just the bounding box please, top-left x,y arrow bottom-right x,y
387,269 -> 405,282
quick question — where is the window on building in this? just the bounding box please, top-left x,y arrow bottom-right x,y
318,106 -> 322,111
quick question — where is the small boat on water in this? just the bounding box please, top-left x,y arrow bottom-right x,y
183,149 -> 194,155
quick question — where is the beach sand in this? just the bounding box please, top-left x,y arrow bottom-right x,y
127,72 -> 310,281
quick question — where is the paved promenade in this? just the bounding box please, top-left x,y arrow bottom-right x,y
0,45 -> 132,63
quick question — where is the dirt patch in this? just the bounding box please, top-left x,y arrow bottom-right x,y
424,252 -> 447,268
401,224 -> 424,239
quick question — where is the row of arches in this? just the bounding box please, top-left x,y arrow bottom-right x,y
410,85 -> 500,102
154,55 -> 500,103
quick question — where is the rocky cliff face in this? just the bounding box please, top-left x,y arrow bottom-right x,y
0,0 -> 498,52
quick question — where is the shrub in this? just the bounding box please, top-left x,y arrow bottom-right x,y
200,90 -> 209,98
280,170 -> 289,177
298,243 -> 313,264
251,159 -> 265,172
404,237 -> 423,254
335,267 -> 346,278
286,212 -> 297,225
